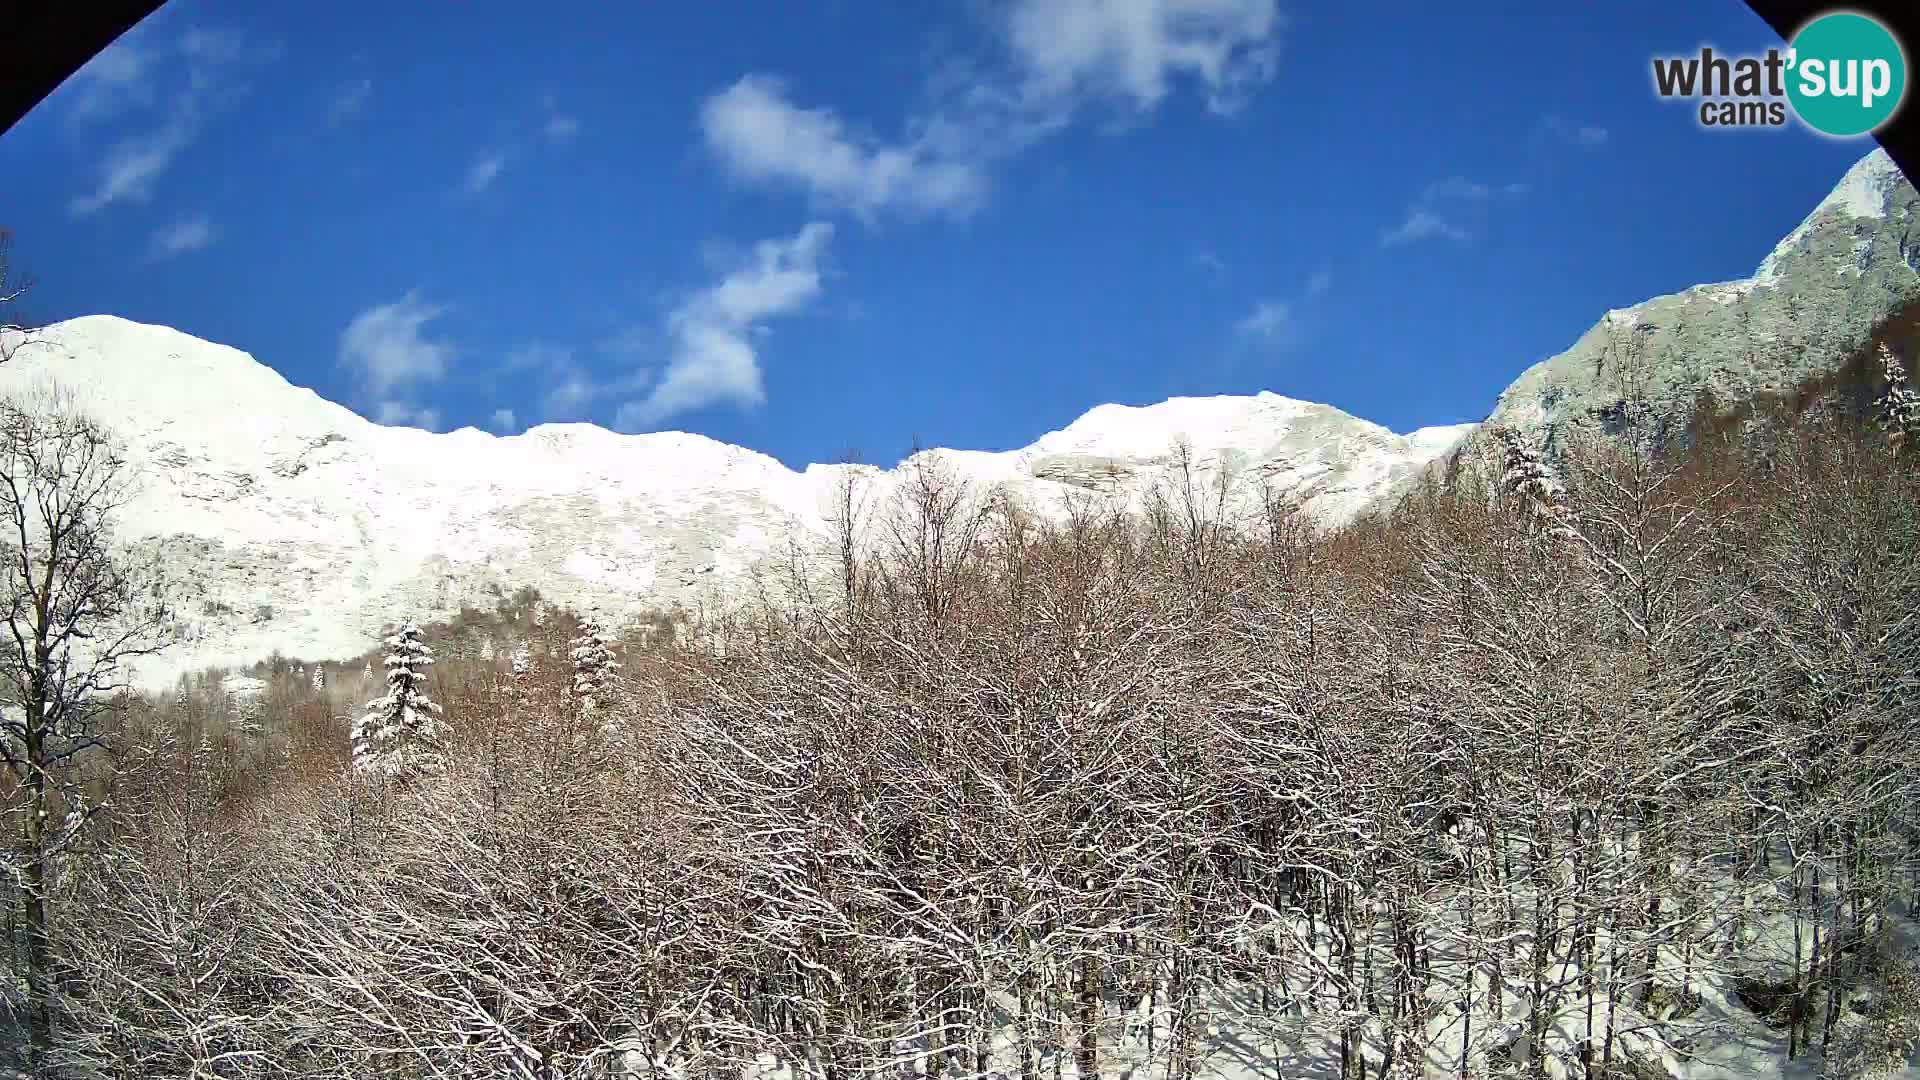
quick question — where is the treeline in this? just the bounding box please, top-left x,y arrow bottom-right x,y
8,359 -> 1920,1080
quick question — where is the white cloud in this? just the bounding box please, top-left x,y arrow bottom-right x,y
504,341 -> 571,372
329,77 -> 373,125
373,401 -> 442,430
1236,299 -> 1293,344
1380,209 -> 1469,247
615,223 -> 833,428
447,96 -> 576,199
1379,174 -> 1526,247
1192,250 -> 1227,274
71,115 -> 198,215
1543,114 -> 1608,146
147,216 -> 214,260
701,76 -> 987,222
67,26 -> 273,216
598,326 -> 656,359
1422,176 -> 1491,201
537,92 -> 581,142
338,293 -> 454,398
508,342 -> 599,420
461,151 -> 508,196
700,1 -> 1282,225
543,367 -> 600,421
1006,0 -> 1283,116
1421,176 -> 1531,202
496,341 -> 650,424
178,28 -> 247,66
65,37 -> 158,122
451,100 -> 572,203
490,408 -> 517,432
1236,264 -> 1329,346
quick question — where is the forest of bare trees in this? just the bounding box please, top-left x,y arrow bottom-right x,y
1,346 -> 1917,1080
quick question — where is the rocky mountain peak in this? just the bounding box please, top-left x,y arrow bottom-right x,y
1467,148 -> 1917,465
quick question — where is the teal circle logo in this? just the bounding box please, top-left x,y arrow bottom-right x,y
1786,12 -> 1907,136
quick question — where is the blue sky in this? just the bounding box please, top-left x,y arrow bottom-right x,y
0,0 -> 1887,469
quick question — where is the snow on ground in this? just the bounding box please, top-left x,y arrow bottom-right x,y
602,842 -> 1919,1080
1752,147 -> 1903,290
0,317 -> 1470,688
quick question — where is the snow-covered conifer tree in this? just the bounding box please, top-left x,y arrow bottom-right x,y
1873,344 -> 1919,456
1495,426 -> 1561,502
350,623 -> 445,781
1493,425 -> 1572,535
569,618 -> 619,719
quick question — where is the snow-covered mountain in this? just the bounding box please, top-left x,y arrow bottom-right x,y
2,148 -> 1911,690
1471,148 -> 1918,457
0,316 -> 1469,688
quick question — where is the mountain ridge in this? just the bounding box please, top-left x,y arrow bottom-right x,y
1481,148 -> 1917,455
2,148 -> 1914,689
0,314 -> 1469,689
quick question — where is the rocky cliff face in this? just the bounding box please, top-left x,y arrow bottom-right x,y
1475,148 -> 1918,459
0,318 -> 1468,688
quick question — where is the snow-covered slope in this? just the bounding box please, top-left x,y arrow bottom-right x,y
10,150 -> 1904,688
1484,148 -> 1917,453
0,318 -> 1465,688
1376,147 -> 1920,508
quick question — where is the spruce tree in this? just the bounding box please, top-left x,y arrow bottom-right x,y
1873,343 -> 1919,456
1495,426 -> 1561,502
350,623 -> 445,780
1492,425 -> 1570,533
569,618 -> 620,721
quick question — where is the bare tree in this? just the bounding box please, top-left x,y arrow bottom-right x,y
1143,439 -> 1242,618
0,230 -> 39,366
879,448 -> 985,629
16,371 -> 1918,1080
56,722 -> 268,1078
826,454 -> 874,614
0,387 -> 171,1064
